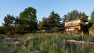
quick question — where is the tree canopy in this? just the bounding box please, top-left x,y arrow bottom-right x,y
63,10 -> 88,22
90,11 -> 94,23
3,15 -> 15,35
19,7 -> 38,32
1,8 -> 94,34
39,11 -> 61,30
48,11 -> 61,27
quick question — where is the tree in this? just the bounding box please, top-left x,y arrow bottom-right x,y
38,11 -> 61,32
48,11 -> 61,28
89,11 -> 94,30
3,14 -> 15,35
14,17 -> 19,27
46,11 -> 61,32
38,21 -> 42,29
79,12 -> 88,21
39,17 -> 49,29
14,17 -> 20,33
19,7 -> 38,32
63,10 -> 88,22
90,11 -> 94,23
0,26 -> 4,34
42,17 -> 49,27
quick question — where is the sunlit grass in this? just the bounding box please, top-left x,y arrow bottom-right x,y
0,33 -> 94,53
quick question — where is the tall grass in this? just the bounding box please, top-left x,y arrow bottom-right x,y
0,33 -> 94,53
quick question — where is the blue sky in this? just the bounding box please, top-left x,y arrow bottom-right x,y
0,0 -> 94,26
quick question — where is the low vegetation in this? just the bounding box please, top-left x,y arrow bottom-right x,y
0,33 -> 94,53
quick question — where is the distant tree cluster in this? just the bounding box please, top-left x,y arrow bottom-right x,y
38,11 -> 62,32
63,10 -> 88,22
89,11 -> 94,30
1,7 -> 38,35
0,7 -> 94,35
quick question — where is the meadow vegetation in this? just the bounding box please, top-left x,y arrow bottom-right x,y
0,33 -> 94,53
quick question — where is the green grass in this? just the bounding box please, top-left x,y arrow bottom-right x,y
0,33 -> 94,53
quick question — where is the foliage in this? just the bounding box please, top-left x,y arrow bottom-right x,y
0,26 -> 4,34
3,15 -> 15,35
19,7 -> 38,32
52,27 -> 59,32
48,11 -> 61,28
2,7 -> 38,34
39,11 -> 62,32
89,11 -> 94,30
63,10 -> 88,22
90,10 -> 94,23
38,17 -> 49,29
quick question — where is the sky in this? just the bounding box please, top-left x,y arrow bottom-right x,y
0,0 -> 94,26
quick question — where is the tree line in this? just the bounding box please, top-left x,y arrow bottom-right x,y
0,6 -> 94,35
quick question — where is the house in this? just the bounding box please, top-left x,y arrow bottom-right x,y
64,19 -> 80,32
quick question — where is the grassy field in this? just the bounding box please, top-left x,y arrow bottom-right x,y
0,33 -> 94,53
